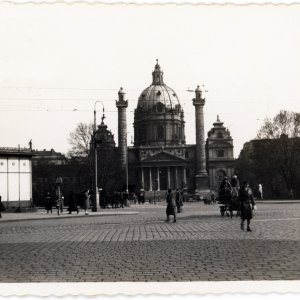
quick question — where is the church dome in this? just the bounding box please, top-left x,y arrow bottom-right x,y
138,85 -> 180,112
137,60 -> 181,112
134,61 -> 185,147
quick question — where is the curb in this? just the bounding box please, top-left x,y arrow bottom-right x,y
0,211 -> 139,223
256,200 -> 300,204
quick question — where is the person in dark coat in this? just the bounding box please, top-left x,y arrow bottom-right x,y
68,191 -> 79,214
175,189 -> 183,213
166,188 -> 176,222
239,181 -> 256,232
84,189 -> 90,215
0,195 -> 5,218
231,175 -> 241,215
219,177 -> 232,205
138,189 -> 145,205
45,192 -> 52,214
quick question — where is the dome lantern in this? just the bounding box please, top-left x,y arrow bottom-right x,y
152,59 -> 164,85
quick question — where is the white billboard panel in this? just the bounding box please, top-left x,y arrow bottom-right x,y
8,173 -> 19,201
8,158 -> 19,173
0,159 -> 8,173
20,159 -> 30,173
20,173 -> 31,200
0,173 -> 8,201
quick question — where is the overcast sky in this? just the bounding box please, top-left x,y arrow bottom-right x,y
0,3 -> 299,157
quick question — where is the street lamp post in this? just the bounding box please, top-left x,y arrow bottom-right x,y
93,100 -> 105,212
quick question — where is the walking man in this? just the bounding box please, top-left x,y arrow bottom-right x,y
166,188 -> 176,222
45,192 -> 52,214
84,189 -> 90,215
68,191 -> 79,214
258,184 -> 263,200
175,189 -> 183,213
239,181 -> 256,232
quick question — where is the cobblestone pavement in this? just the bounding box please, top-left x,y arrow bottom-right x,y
0,202 -> 299,282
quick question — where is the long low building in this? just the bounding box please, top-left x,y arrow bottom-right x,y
0,147 -> 34,209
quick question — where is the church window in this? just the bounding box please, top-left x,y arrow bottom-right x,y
185,151 -> 189,159
157,91 -> 161,96
217,132 -> 223,138
157,125 -> 164,140
216,149 -> 225,157
157,103 -> 164,112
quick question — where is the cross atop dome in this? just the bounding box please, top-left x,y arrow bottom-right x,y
152,59 -> 164,85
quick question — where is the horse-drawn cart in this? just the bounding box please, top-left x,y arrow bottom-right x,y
218,187 -> 240,218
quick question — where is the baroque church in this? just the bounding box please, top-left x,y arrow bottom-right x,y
93,61 -> 235,197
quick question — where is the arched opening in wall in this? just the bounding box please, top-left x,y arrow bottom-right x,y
216,149 -> 225,157
157,125 -> 164,140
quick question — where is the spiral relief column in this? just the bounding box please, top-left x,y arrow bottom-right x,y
193,85 -> 210,197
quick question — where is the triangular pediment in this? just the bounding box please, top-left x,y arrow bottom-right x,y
142,151 -> 186,162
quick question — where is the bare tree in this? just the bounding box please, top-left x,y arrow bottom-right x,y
67,123 -> 94,157
256,110 -> 300,198
257,110 -> 300,139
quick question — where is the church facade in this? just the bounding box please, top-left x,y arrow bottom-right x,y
94,61 -> 235,197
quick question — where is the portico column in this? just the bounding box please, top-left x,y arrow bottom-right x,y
183,166 -> 187,186
149,167 -> 152,191
157,168 -> 160,191
167,167 -> 170,189
175,166 -> 178,189
141,167 -> 144,189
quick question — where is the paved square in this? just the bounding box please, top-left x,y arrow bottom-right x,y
0,202 -> 299,282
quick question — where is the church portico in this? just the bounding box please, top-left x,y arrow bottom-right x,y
140,165 -> 187,192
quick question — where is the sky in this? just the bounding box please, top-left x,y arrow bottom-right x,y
0,3 -> 299,158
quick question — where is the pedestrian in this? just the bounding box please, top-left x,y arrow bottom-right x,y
140,190 -> 145,204
239,181 -> 256,232
258,184 -> 263,200
84,189 -> 90,215
45,192 -> 52,214
218,176 -> 232,205
132,193 -> 137,205
100,189 -> 107,209
68,191 -> 79,214
210,191 -> 216,204
175,189 -> 183,213
166,188 -> 176,222
231,175 -> 241,216
0,195 -> 5,218
123,190 -> 129,207
55,196 -> 61,215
